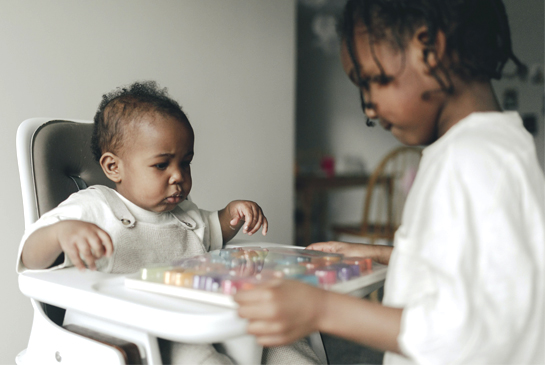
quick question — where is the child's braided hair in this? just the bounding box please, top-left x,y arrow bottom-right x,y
341,0 -> 526,125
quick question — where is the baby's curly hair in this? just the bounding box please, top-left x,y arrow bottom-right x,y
91,81 -> 191,162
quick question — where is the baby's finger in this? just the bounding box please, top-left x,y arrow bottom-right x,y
87,235 -> 105,259
65,246 -> 87,271
261,216 -> 269,235
244,206 -> 260,234
77,240 -> 96,270
247,214 -> 263,235
96,229 -> 114,257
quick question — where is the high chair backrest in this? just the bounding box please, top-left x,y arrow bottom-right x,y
17,118 -> 115,228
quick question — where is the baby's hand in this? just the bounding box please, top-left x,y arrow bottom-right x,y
56,220 -> 113,271
226,200 -> 268,236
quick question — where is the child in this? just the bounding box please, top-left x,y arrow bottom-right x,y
17,81 -> 319,364
234,1 -> 545,364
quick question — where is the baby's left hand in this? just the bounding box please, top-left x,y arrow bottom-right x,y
225,200 -> 268,236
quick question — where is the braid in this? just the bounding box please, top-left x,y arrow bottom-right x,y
341,0 -> 525,82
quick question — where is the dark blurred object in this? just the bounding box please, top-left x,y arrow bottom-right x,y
522,113 -> 538,135
503,88 -> 518,110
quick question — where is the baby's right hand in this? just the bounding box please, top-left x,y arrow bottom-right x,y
56,220 -> 113,271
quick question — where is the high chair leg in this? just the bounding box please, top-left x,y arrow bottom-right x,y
19,299 -> 127,365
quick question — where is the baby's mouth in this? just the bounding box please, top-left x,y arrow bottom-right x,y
165,192 -> 183,204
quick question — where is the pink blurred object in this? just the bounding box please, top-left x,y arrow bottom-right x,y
320,155 -> 335,177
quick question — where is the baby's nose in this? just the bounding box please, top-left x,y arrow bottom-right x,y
169,169 -> 183,184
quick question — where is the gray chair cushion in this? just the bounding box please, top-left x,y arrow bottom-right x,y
32,120 -> 115,217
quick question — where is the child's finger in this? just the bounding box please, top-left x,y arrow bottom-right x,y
255,334 -> 290,347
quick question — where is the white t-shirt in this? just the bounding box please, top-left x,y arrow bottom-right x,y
17,185 -> 224,274
383,112 -> 545,364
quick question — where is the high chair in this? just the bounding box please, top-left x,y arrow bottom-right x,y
15,118 -> 383,364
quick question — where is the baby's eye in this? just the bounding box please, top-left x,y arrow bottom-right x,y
181,161 -> 192,169
154,163 -> 168,170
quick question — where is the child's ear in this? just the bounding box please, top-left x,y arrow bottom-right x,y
413,26 -> 447,69
99,152 -> 122,183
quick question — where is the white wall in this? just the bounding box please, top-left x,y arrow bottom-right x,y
0,1 -> 296,362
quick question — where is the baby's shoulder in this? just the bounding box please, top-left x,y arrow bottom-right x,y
54,185 -> 113,217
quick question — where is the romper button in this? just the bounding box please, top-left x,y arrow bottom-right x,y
121,218 -> 131,226
182,220 -> 192,227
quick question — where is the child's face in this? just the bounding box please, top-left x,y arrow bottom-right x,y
115,113 -> 194,213
341,26 -> 446,146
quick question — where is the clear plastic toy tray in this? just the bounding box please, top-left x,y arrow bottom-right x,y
124,246 -> 386,308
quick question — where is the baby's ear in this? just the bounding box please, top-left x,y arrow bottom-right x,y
100,152 -> 122,183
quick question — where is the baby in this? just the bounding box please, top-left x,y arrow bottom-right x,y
17,81 -> 319,364
19,81 -> 268,274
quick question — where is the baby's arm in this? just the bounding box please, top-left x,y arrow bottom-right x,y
307,241 -> 393,265
218,200 -> 268,243
22,220 -> 113,271
235,280 -> 402,354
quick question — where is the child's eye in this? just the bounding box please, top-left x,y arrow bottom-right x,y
371,74 -> 393,85
357,78 -> 371,90
155,163 -> 168,170
181,161 -> 192,169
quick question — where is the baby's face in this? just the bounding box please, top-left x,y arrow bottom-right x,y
116,113 -> 194,213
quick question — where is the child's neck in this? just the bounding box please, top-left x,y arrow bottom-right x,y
437,79 -> 501,137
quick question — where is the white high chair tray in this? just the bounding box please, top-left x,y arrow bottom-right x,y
124,263 -> 387,308
18,268 -> 246,343
18,243 -> 387,343
124,245 -> 387,309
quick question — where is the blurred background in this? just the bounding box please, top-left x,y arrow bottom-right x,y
0,0 -> 542,363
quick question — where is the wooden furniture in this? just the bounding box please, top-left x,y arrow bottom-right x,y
331,146 -> 422,244
296,174 -> 371,246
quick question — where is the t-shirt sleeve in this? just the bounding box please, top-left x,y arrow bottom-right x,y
390,145 -> 538,364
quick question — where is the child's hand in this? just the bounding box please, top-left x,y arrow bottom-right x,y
307,241 -> 364,255
308,241 -> 393,265
223,200 -> 268,236
56,220 -> 114,271
234,279 -> 325,346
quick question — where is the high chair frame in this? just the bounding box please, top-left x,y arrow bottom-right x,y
15,118 -> 383,364
16,118 -> 268,364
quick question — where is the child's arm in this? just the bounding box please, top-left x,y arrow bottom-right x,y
21,220 -> 113,271
235,279 -> 402,354
307,241 -> 393,265
217,200 -> 268,243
